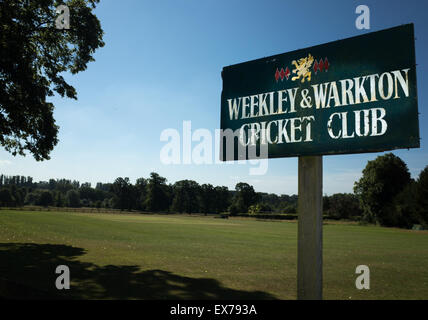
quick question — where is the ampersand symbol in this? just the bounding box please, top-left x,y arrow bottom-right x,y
300,89 -> 312,108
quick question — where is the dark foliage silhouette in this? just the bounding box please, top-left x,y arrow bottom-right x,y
0,243 -> 276,300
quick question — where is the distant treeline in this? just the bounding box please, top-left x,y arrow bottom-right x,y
0,153 -> 427,229
0,172 -> 356,219
0,173 -> 299,215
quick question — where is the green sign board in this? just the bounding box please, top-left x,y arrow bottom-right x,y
220,24 -> 419,161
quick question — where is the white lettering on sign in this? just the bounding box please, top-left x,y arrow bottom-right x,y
225,68 -> 409,146
327,108 -> 387,139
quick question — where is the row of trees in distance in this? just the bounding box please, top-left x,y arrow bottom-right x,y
0,173 -> 297,215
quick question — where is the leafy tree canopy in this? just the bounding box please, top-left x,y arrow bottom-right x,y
0,0 -> 104,160
415,166 -> 428,226
354,153 -> 411,225
233,182 -> 258,214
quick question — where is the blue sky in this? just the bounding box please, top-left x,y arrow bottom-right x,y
0,0 -> 427,195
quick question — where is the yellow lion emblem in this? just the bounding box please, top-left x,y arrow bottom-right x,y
291,54 -> 314,83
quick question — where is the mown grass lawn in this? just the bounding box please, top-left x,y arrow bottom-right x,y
0,210 -> 427,299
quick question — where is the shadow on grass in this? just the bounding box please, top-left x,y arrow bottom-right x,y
0,243 -> 276,300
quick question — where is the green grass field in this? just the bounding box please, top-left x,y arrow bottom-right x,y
0,210 -> 427,299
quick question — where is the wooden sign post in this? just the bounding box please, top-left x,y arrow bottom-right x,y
297,156 -> 323,300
